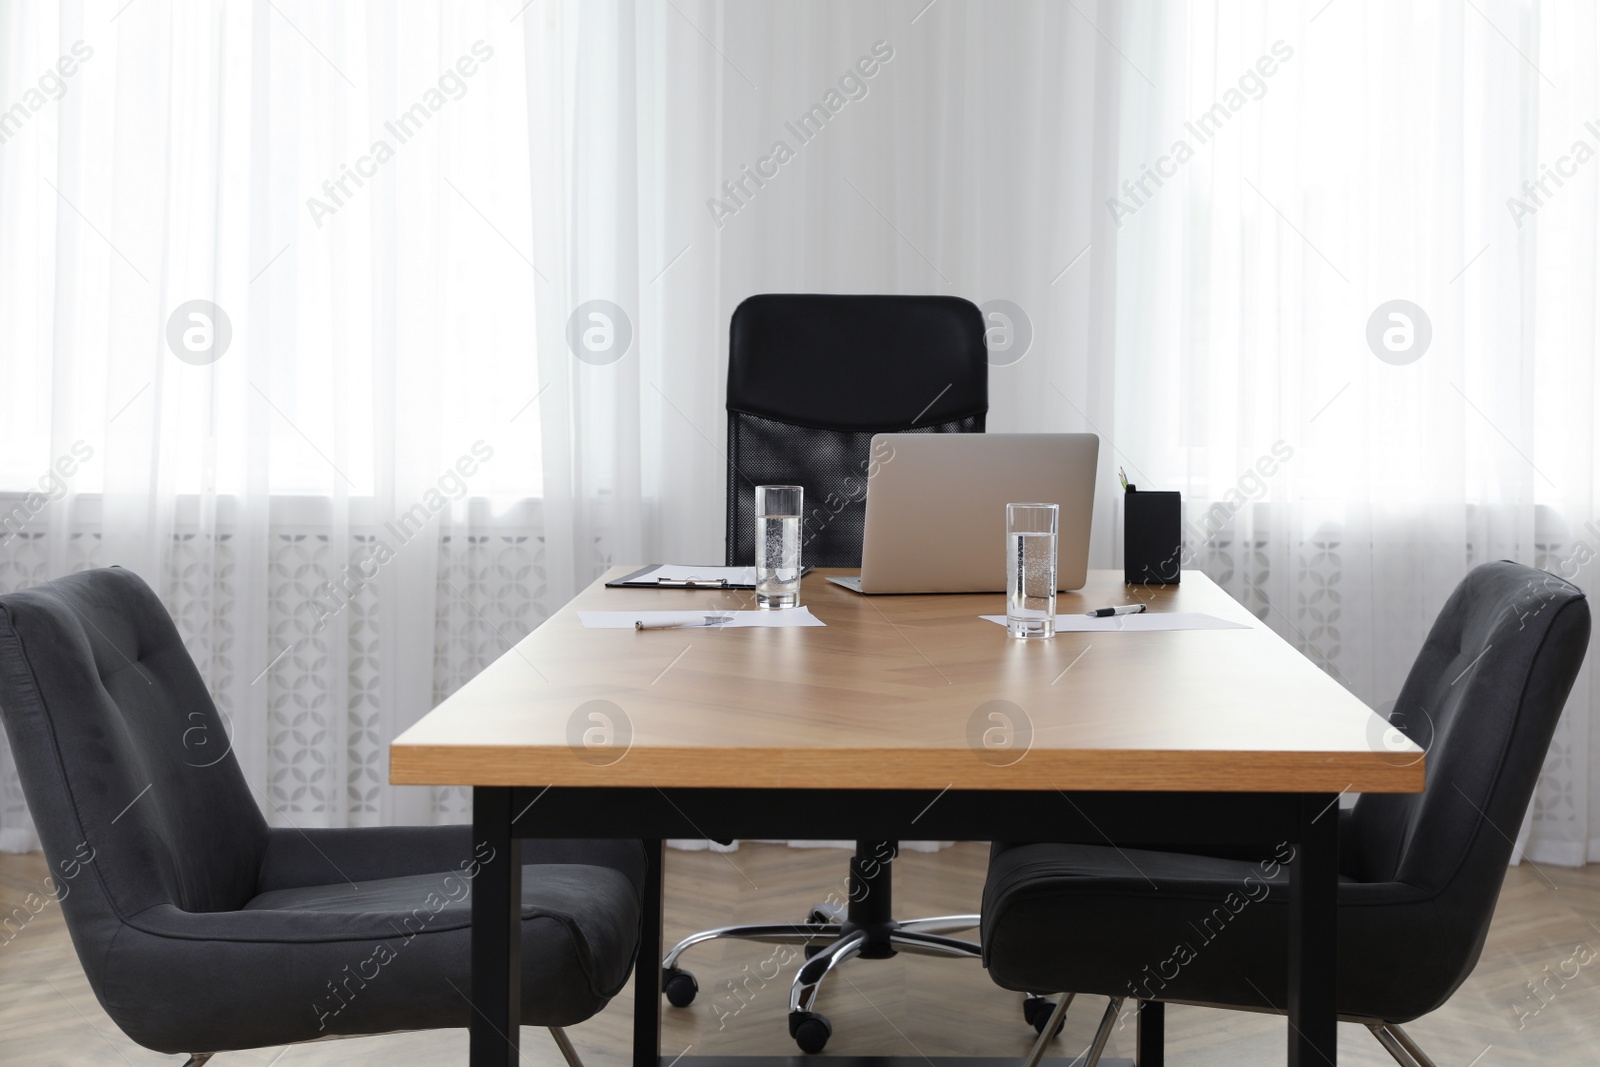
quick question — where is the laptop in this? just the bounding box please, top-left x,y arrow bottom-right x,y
826,433 -> 1099,594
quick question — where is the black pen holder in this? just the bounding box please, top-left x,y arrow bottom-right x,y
1123,487 -> 1182,584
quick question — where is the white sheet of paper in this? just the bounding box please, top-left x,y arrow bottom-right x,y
581,607 -> 826,629
624,565 -> 760,586
979,611 -> 1249,632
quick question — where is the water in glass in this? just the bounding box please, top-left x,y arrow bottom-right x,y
1007,530 -> 1057,638
757,513 -> 800,608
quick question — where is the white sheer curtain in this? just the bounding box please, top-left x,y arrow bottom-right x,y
3,0 -> 1596,869
522,0 -> 1123,594
0,0 -> 1120,851
522,0 -> 1122,851
0,1 -> 548,846
1109,0 -> 1599,864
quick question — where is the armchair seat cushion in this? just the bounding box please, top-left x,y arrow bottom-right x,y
101,861 -> 642,1053
982,842 -> 1450,1024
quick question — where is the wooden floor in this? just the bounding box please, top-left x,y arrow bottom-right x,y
2,842 -> 1597,1065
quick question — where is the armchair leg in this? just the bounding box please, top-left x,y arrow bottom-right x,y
1082,997 -> 1124,1067
1020,994 -> 1073,1067
549,1026 -> 585,1067
1022,995 -> 1123,1067
1368,1022 -> 1437,1067
1386,1023 -> 1440,1067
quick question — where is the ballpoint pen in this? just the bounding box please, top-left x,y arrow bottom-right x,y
1085,604 -> 1147,617
635,614 -> 735,630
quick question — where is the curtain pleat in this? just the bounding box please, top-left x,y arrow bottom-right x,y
1,1 -> 1595,868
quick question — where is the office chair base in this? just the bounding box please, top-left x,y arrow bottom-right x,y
662,841 -> 980,1053
789,1009 -> 835,1054
181,1057 -> 213,1067
662,914 -> 980,1053
663,921 -> 847,976
807,900 -> 846,924
661,917 -> 982,993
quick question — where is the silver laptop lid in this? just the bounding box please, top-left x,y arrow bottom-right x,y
854,433 -> 1099,593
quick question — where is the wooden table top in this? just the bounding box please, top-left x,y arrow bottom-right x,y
390,568 -> 1423,793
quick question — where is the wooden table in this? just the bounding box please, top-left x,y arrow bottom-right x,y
391,568 -> 1423,1066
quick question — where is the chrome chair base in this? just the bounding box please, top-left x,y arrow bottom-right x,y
662,907 -> 981,1054
662,913 -> 983,993
661,840 -> 986,1054
661,913 -> 984,972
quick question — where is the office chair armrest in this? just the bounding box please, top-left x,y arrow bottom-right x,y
256,824 -> 473,893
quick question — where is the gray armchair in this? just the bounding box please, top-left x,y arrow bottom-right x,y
0,567 -> 644,1065
980,561 -> 1590,1067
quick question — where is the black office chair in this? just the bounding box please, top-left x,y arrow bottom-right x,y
659,293 -> 990,1054
980,560 -> 1590,1067
0,567 -> 645,1066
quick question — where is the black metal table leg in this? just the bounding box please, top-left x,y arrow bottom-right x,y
634,840 -> 665,1067
460,787 -> 1332,1065
1289,793 -> 1339,1066
1135,1000 -> 1164,1067
471,787 -> 522,1067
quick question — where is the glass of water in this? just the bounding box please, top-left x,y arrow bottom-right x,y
1006,502 -> 1058,638
755,485 -> 803,609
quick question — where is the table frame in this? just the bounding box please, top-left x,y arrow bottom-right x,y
467,786 -> 1340,1067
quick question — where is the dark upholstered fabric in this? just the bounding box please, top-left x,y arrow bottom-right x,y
982,561 -> 1589,1024
726,293 -> 988,432
0,568 -> 645,1054
253,824 -> 646,897
728,411 -> 984,568
724,294 -> 988,568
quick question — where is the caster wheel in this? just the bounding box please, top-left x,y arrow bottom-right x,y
806,909 -> 830,924
789,1010 -> 833,1054
1023,996 -> 1064,1037
662,967 -> 698,1008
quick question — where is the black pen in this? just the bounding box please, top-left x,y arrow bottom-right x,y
1085,604 -> 1147,618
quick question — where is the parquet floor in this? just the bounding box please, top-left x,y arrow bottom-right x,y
2,842 -> 1597,1065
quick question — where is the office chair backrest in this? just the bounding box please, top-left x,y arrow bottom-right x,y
1346,561 -> 1588,988
0,569 -> 269,958
725,294 -> 988,567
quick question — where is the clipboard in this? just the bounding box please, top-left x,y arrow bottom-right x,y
605,564 -> 814,590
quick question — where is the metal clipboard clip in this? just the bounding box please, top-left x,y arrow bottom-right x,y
653,577 -> 730,588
